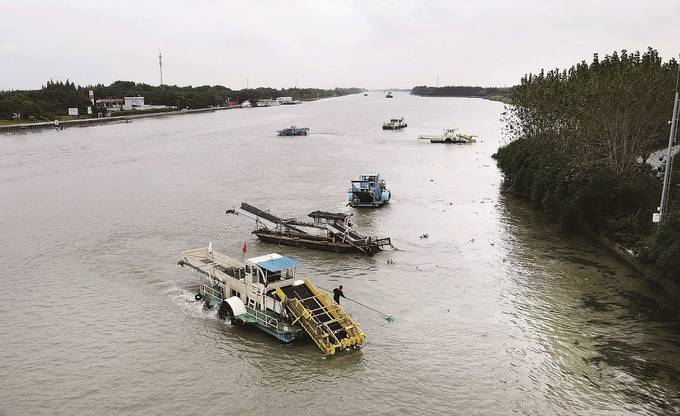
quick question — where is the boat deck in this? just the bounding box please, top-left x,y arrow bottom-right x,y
180,248 -> 246,280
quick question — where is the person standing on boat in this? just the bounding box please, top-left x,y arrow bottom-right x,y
333,286 -> 345,304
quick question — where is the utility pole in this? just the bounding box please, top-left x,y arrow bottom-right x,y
655,62 -> 680,224
159,51 -> 163,86
436,74 -> 439,87
656,92 -> 679,224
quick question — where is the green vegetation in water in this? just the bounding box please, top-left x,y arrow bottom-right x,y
492,47 -> 680,288
410,85 -> 514,103
0,80 -> 364,121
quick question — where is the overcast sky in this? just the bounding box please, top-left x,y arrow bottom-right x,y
1,0 -> 679,90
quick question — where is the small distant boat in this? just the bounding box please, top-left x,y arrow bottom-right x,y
382,117 -> 407,130
418,129 -> 476,144
241,100 -> 252,108
276,97 -> 303,105
277,126 -> 309,136
256,99 -> 280,107
363,93 -> 368,96
385,92 -> 394,98
347,173 -> 391,208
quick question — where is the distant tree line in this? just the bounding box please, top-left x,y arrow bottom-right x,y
0,80 -> 92,120
411,85 -> 513,98
0,80 -> 364,120
492,48 -> 680,286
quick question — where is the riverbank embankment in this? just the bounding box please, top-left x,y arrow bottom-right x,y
0,105 -> 242,134
580,226 -> 680,306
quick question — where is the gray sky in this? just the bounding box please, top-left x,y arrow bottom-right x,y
2,0 -> 679,90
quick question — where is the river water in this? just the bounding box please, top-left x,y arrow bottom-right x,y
1,93 -> 679,415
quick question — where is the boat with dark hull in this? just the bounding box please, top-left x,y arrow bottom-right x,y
277,126 -> 309,136
227,203 -> 392,256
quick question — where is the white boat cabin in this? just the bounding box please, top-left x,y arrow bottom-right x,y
181,248 -> 302,316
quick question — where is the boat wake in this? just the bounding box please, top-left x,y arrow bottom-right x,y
165,284 -> 220,321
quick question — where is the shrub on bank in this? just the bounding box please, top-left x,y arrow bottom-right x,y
639,203 -> 680,282
493,138 -> 659,249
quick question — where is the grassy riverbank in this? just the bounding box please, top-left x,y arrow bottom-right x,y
0,114 -> 95,126
492,48 -> 680,291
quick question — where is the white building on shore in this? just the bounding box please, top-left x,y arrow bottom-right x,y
123,96 -> 145,110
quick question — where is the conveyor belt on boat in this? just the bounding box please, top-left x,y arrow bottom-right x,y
241,202 -> 306,233
275,279 -> 366,355
279,284 -> 347,338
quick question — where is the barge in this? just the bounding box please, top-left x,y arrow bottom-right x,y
227,203 -> 392,255
178,246 -> 365,355
418,128 -> 476,143
348,173 -> 391,208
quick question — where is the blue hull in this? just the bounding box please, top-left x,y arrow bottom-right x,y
253,322 -> 299,343
347,190 -> 391,208
234,317 -> 302,343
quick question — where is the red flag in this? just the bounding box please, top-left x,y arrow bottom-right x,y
242,241 -> 248,254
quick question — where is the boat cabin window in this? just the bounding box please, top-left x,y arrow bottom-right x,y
263,270 -> 282,284
352,181 -> 367,191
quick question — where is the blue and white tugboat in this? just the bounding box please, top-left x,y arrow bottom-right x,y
347,173 -> 391,208
178,245 -> 366,355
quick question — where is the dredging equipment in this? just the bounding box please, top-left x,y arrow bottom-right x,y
227,203 -> 392,255
178,247 -> 366,355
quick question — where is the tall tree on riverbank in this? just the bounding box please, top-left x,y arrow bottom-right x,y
504,48 -> 677,175
494,47 -> 680,287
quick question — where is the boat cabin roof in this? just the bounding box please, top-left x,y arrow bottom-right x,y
247,253 -> 302,272
358,173 -> 380,180
308,211 -> 350,221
